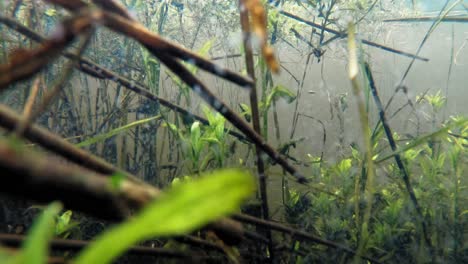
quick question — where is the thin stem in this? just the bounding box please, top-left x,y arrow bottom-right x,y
239,1 -> 274,261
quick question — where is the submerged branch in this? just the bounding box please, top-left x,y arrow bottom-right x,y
239,0 -> 274,261
279,10 -> 429,62
0,139 -> 155,220
364,63 -> 435,259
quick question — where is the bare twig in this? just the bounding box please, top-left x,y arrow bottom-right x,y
364,62 -> 434,259
239,0 -> 274,261
15,77 -> 41,136
279,10 -> 429,62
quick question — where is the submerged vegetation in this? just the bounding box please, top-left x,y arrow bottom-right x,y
0,0 -> 467,263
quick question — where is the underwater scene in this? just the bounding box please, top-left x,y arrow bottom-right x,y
0,0 -> 467,263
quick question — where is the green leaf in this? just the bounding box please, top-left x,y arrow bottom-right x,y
238,103 -> 252,122
74,169 -> 255,264
55,210 -> 72,237
22,202 -> 62,264
264,85 -> 296,111
76,115 -> 161,147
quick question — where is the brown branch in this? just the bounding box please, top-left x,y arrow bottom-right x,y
0,139 -> 156,220
239,1 -> 274,261
279,10 -> 429,62
0,103 -> 146,185
15,77 -> 41,136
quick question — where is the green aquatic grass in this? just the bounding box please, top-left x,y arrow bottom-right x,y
76,115 -> 161,147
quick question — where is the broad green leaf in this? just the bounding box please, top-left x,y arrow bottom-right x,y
265,85 -> 296,111
74,169 -> 255,264
190,121 -> 201,144
22,202 -> 62,264
55,210 -> 73,237
76,115 -> 161,147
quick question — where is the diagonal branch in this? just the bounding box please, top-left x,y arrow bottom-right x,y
239,0 -> 274,261
279,10 -> 429,62
364,62 -> 434,258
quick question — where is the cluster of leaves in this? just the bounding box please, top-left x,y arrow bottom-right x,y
164,105 -> 231,174
283,116 -> 468,263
